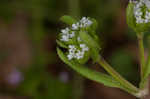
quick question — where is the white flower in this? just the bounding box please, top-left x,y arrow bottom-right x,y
61,28 -> 69,34
69,31 -> 75,38
67,54 -> 74,60
67,45 -> 76,60
71,17 -> 93,30
144,0 -> 150,9
77,37 -> 82,42
68,45 -> 76,54
80,44 -> 89,51
133,0 -> 150,24
75,50 -> 84,59
60,28 -> 76,42
60,28 -> 70,41
80,17 -> 93,28
72,23 -> 79,30
61,35 -> 69,41
67,44 -> 89,60
59,17 -> 93,60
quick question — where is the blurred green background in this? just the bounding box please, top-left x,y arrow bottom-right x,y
0,0 -> 143,99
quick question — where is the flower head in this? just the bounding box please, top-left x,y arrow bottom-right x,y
71,17 -> 93,30
60,28 -> 75,41
59,17 -> 93,60
131,0 -> 150,24
127,0 -> 150,32
57,16 -> 100,64
79,17 -> 93,28
67,44 -> 89,60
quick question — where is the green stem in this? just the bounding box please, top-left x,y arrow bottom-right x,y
145,51 -> 150,77
137,33 -> 149,90
140,56 -> 150,89
137,33 -> 145,79
136,33 -> 150,98
140,38 -> 150,88
97,56 -> 139,94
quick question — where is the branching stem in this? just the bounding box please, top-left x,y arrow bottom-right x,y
97,56 -> 139,96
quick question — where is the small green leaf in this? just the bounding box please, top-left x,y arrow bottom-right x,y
56,40 -> 68,48
57,48 -> 121,88
79,31 -> 100,62
91,18 -> 98,31
79,31 -> 100,50
91,48 -> 100,63
126,3 -> 136,30
60,15 -> 77,25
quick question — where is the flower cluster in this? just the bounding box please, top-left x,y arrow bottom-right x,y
67,44 -> 89,60
72,17 -> 93,30
59,17 -> 93,60
60,28 -> 75,41
60,17 -> 93,42
131,0 -> 150,24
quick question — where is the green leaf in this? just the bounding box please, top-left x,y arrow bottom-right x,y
79,31 -> 100,62
91,48 -> 100,63
56,40 -> 68,48
79,31 -> 100,50
91,18 -> 98,31
57,48 -> 121,88
126,3 -> 136,30
60,15 -> 77,25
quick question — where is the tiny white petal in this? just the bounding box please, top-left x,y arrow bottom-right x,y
80,44 -> 86,48
61,35 -> 69,41
67,54 -> 73,60
79,17 -> 93,28
77,37 -> 82,41
69,31 -> 75,38
72,23 -> 79,30
75,50 -> 84,59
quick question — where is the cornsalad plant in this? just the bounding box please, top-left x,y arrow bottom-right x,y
57,0 -> 150,99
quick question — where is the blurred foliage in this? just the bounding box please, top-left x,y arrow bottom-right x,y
108,49 -> 140,86
18,68 -> 72,99
0,49 -> 9,62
